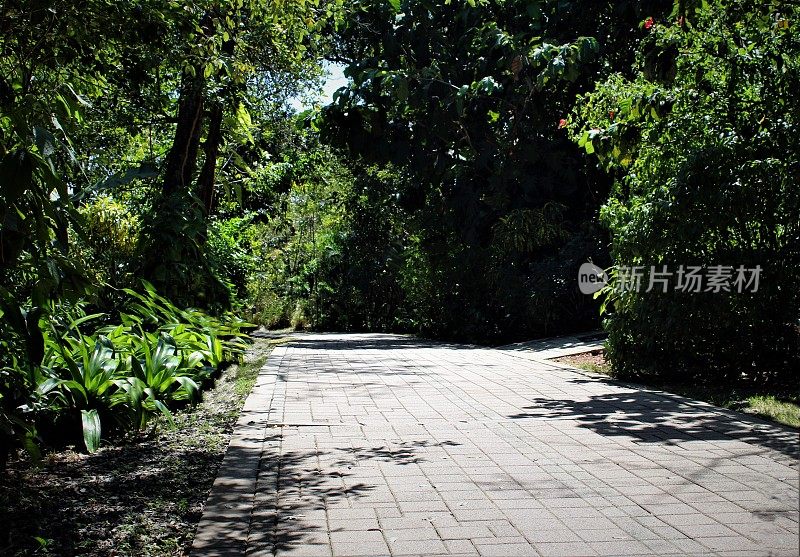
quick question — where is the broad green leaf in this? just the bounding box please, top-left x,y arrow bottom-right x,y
81,409 -> 101,453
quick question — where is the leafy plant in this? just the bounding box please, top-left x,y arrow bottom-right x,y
124,332 -> 201,428
42,332 -> 123,452
0,283 -> 254,459
570,0 -> 800,383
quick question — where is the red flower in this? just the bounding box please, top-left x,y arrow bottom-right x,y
677,16 -> 685,27
558,118 -> 567,129
644,17 -> 654,30
609,110 -> 615,120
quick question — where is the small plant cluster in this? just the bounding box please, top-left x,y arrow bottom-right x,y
1,282 -> 251,465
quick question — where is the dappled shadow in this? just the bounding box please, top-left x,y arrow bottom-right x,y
192,431 -> 461,555
1,438 -> 227,556
508,390 -> 799,459
285,333 -> 478,352
499,331 -> 607,352
248,445 -> 375,553
331,439 -> 461,467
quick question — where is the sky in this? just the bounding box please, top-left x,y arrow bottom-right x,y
290,62 -> 349,112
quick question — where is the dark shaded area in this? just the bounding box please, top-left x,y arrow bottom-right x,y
198,432 -> 462,555
0,440 -> 226,556
555,349 -> 800,430
283,334 -> 477,352
0,342 -> 273,557
501,333 -> 606,354
508,391 -> 800,459
266,331 -> 608,352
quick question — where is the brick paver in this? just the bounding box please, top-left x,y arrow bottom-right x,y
193,333 -> 799,557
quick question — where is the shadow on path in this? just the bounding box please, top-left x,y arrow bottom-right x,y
286,334 -> 475,352
240,437 -> 461,555
509,390 -> 799,459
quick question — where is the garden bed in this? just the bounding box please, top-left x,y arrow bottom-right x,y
0,337 -> 284,557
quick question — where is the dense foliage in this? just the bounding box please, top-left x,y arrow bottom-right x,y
569,0 -> 799,384
1,0 -> 798,482
0,0 -> 335,465
315,0 -> 667,340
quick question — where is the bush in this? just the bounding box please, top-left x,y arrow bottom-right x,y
570,1 -> 800,384
80,195 -> 140,266
1,282 -> 252,462
207,216 -> 257,299
78,195 -> 143,311
290,301 -> 311,330
245,274 -> 289,328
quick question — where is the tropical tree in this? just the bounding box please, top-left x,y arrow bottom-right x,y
318,0 -> 670,340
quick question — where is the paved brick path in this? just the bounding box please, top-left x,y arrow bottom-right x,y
193,334 -> 799,557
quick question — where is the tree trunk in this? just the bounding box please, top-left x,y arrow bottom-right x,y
196,34 -> 234,215
197,102 -> 223,215
163,70 -> 205,194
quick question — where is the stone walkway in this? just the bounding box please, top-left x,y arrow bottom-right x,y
192,333 -> 799,557
498,332 -> 606,361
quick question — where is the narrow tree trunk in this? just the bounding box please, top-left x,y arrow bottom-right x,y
197,102 -> 223,215
163,71 -> 205,194
196,33 -> 235,215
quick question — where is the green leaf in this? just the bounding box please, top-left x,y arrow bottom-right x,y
387,0 -> 400,12
236,103 -> 255,144
152,399 -> 175,426
81,409 -> 101,453
23,433 -> 41,462
81,163 -> 158,200
456,85 -> 468,116
64,313 -> 105,335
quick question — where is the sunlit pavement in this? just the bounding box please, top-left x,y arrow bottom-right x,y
193,333 -> 799,557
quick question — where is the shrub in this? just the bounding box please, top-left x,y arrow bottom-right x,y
290,301 -> 311,330
570,1 -> 800,383
207,216 -> 257,299
80,195 -> 140,261
2,283 -> 252,460
245,275 -> 289,328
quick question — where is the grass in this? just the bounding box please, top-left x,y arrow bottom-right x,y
0,335 -> 290,557
744,396 -> 800,428
666,388 -> 800,429
554,350 -> 800,429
